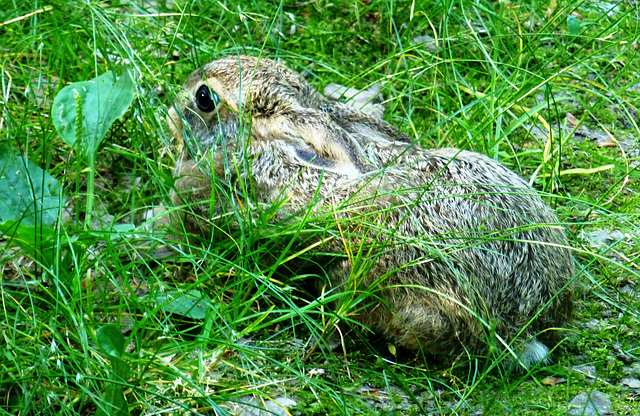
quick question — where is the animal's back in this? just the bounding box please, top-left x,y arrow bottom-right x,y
311,146 -> 574,354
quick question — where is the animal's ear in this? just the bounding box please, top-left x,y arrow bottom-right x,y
251,108 -> 374,176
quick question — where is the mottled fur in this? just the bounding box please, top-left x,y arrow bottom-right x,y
167,55 -> 574,356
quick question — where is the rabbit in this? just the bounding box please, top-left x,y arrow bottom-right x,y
166,55 -> 574,365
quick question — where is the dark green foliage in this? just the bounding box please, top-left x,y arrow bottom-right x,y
96,325 -> 130,416
0,147 -> 64,227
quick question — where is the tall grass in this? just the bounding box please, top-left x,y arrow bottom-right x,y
1,0 -> 639,414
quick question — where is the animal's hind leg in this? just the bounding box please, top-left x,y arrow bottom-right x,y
381,304 -> 463,353
325,260 -> 464,352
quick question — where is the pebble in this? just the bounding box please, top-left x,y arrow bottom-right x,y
567,391 -> 611,416
411,35 -> 441,53
623,363 -> 640,377
573,365 -> 597,378
622,377 -> 640,389
222,396 -> 297,416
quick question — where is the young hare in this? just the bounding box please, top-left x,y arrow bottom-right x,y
167,55 -> 574,364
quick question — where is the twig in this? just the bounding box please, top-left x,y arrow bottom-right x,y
0,6 -> 53,28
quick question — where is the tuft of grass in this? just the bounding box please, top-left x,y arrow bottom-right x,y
0,0 -> 638,415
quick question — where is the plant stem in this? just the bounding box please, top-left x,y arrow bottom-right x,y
85,152 -> 95,231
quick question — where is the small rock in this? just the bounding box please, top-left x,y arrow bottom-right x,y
629,82 -> 640,93
579,229 -> 625,249
573,365 -> 597,379
411,34 -> 441,53
287,338 -> 305,350
573,354 -> 589,363
622,377 -> 640,389
617,351 -> 635,365
619,284 -> 637,296
523,124 -> 552,141
224,396 -> 297,416
614,343 -> 635,364
567,391 -> 611,416
623,363 -> 640,377
582,319 -> 602,330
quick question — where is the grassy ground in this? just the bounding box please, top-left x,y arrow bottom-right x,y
1,0 -> 639,414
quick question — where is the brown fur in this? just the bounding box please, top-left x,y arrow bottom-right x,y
167,55 -> 574,356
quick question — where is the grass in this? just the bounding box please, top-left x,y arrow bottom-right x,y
1,0 -> 639,414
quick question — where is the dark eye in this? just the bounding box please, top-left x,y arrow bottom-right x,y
195,85 -> 219,113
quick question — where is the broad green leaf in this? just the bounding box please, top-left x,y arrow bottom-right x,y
158,290 -> 212,320
52,70 -> 134,158
0,147 -> 65,227
96,325 -> 126,359
96,326 -> 130,416
388,343 -> 397,356
98,369 -> 129,416
567,15 -> 581,36
0,220 -> 56,263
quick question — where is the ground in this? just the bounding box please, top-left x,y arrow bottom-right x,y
0,0 -> 639,415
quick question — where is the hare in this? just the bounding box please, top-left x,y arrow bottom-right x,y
166,55 -> 574,364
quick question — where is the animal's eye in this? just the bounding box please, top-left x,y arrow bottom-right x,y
195,85 -> 219,113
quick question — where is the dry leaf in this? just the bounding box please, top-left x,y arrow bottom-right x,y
566,112 -> 579,126
596,141 -> 617,148
542,376 -> 566,385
